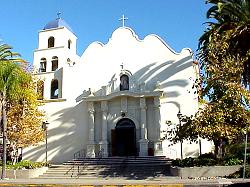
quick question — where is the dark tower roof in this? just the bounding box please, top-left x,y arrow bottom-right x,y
43,18 -> 73,33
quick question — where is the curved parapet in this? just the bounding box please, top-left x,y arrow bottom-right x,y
80,26 -> 193,66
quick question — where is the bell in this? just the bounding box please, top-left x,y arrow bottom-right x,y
40,62 -> 46,72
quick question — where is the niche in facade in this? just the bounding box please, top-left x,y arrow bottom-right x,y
120,74 -> 129,91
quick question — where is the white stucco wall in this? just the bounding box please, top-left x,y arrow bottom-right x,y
23,25 -> 213,163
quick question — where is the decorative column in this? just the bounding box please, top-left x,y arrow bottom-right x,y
99,101 -> 109,157
139,98 -> 149,156
153,97 -> 163,156
86,101 -> 96,158
120,97 -> 127,114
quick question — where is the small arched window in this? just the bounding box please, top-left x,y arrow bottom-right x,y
51,56 -> 58,71
40,58 -> 47,72
37,80 -> 44,100
51,79 -> 59,99
68,39 -> 71,49
48,36 -> 55,48
120,74 -> 129,91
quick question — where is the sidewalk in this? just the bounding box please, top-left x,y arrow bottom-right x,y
0,177 -> 250,186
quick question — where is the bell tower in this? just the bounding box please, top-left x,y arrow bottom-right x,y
33,15 -> 79,100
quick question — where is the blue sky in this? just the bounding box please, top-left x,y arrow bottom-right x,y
0,0 -> 210,63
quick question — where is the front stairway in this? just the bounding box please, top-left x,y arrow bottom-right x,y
38,156 -> 172,179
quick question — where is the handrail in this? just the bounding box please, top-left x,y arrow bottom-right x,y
97,148 -> 104,158
76,165 -> 85,178
64,149 -> 86,177
65,162 -> 86,178
64,164 -> 76,178
73,149 -> 85,159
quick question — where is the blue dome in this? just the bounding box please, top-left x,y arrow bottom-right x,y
43,18 -> 73,33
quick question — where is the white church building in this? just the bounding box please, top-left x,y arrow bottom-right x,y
23,16 -> 213,163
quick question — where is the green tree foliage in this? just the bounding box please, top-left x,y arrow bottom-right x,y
199,0 -> 250,86
7,77 -> 45,148
0,43 -> 44,178
167,0 -> 250,158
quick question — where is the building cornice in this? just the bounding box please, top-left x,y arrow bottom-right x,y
83,90 -> 163,102
38,98 -> 67,103
34,46 -> 65,52
33,71 -> 56,76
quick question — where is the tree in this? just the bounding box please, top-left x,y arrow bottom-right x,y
0,61 -> 27,178
0,43 -> 44,178
7,80 -> 45,148
0,43 -> 23,63
0,44 -> 13,61
199,0 -> 250,86
167,0 -> 250,158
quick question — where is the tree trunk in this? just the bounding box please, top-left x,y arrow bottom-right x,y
1,99 -> 7,179
214,138 -> 226,158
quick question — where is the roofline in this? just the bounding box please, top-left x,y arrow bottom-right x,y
38,26 -> 77,37
87,27 -> 192,56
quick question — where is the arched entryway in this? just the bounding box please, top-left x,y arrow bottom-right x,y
112,118 -> 136,156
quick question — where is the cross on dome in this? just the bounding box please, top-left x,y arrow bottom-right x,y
119,14 -> 128,27
44,12 -> 74,33
57,12 -> 62,19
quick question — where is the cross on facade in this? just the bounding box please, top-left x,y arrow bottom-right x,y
120,62 -> 124,70
119,14 -> 128,27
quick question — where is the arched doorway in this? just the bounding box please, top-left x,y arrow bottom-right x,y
50,79 -> 59,99
112,118 -> 136,156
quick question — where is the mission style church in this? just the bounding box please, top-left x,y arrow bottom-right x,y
23,16 -> 213,163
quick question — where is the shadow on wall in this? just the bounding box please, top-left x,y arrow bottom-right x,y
79,55 -> 191,105
24,54 -> 193,163
133,56 -> 191,110
23,102 -> 88,164
136,56 -> 191,89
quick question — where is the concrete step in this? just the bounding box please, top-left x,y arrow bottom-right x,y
71,158 -> 171,162
44,167 -> 170,174
65,158 -> 172,166
37,156 -> 173,179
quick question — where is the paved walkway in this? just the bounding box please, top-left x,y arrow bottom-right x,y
0,177 -> 250,186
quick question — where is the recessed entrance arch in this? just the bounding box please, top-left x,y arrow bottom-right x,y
112,118 -> 136,156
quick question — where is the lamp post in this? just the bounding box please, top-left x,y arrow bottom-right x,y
199,139 -> 202,156
42,121 -> 49,164
243,129 -> 248,180
177,110 -> 183,160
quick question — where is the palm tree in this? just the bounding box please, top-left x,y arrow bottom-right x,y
0,44 -> 22,62
0,44 -> 12,61
192,1 -> 250,157
199,0 -> 250,86
0,43 -> 27,179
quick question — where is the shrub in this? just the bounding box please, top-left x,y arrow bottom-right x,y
172,153 -> 243,167
1,160 -> 47,169
223,155 -> 243,166
194,157 -> 217,166
198,152 -> 215,159
226,142 -> 250,160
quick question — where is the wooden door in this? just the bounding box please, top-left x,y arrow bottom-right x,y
111,129 -> 116,156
